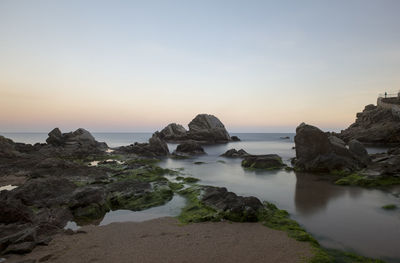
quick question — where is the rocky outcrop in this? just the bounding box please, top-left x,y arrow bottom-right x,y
116,132 -> 169,157
45,128 -> 108,156
201,186 -> 263,222
159,114 -> 235,143
339,104 -> 400,144
241,154 -> 285,170
294,123 -> 368,172
173,141 -> 205,156
159,123 -> 188,141
220,149 -> 249,158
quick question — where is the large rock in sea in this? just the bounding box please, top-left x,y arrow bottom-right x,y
294,123 -> 368,172
45,128 -> 108,156
159,123 -> 188,141
220,149 -> 249,158
339,104 -> 400,144
116,132 -> 169,157
159,114 -> 234,143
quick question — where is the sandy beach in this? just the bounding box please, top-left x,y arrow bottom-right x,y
7,217 -> 313,263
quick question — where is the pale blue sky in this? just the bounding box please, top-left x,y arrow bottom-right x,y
1,0 -> 399,132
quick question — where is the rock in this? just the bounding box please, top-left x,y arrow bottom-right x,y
231,136 -> 240,141
280,136 -> 290,140
69,187 -> 108,221
45,128 -> 108,156
339,104 -> 400,144
187,114 -> 231,143
0,136 -> 20,158
349,139 -> 371,165
12,178 -> 77,207
173,141 -> 205,155
0,194 -> 33,224
294,123 -> 363,172
116,132 -> 169,157
4,241 -> 36,254
241,155 -> 285,169
159,114 -> 233,143
159,123 -> 188,141
220,149 -> 249,158
202,186 -> 263,221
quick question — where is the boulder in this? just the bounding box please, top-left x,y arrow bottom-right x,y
202,186 -> 263,221
220,149 -> 249,158
294,123 -> 363,172
187,114 -> 231,143
241,154 -> 285,169
159,123 -> 188,141
173,141 -> 205,155
231,136 -> 241,141
159,114 -> 233,143
349,139 -> 371,165
0,193 -> 33,224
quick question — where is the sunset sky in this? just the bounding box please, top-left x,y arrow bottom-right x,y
1,0 -> 399,132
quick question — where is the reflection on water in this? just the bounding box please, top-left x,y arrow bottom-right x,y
0,185 -> 18,191
99,195 -> 186,225
161,139 -> 400,262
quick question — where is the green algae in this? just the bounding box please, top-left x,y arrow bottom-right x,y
382,204 -> 397,210
335,174 -> 400,187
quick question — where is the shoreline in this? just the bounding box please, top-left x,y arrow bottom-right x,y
6,217 -> 313,263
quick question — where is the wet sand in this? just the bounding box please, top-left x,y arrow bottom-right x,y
8,217 -> 313,263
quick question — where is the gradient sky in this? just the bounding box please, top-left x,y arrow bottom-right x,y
1,0 -> 399,133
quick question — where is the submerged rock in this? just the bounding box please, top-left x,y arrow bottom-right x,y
294,123 -> 366,172
241,154 -> 285,170
220,149 -> 249,158
231,136 -> 241,141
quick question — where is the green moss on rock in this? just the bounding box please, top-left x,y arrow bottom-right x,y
335,174 -> 400,187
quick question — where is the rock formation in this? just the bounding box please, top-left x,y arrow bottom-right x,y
116,132 -> 169,157
294,123 -> 369,172
159,114 -> 235,143
339,104 -> 400,144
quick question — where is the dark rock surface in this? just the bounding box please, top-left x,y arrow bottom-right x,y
294,123 -> 366,172
173,141 -> 205,155
220,149 -> 249,158
202,186 -> 263,221
241,155 -> 285,170
45,128 -> 108,156
231,136 -> 241,141
116,132 -> 169,157
159,114 -> 234,143
339,104 -> 400,144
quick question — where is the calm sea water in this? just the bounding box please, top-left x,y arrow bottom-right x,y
2,132 -> 399,262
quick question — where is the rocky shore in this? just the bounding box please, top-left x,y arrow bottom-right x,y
0,109 -> 396,263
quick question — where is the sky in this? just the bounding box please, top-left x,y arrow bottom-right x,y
1,0 -> 399,133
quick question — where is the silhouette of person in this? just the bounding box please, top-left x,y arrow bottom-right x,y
385,92 -> 387,98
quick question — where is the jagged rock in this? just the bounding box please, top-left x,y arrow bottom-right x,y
45,128 -> 107,156
241,154 -> 285,169
220,149 -> 249,158
339,104 -> 400,144
173,141 -> 205,155
294,123 -> 364,172
202,186 -> 263,221
159,123 -> 188,141
116,132 -> 169,157
0,194 -> 33,224
0,136 -> 19,158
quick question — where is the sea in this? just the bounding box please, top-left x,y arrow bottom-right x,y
1,132 -> 399,262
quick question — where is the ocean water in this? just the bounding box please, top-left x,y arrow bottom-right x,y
2,132 -> 399,262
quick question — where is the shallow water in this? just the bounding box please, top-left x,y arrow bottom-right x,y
0,185 -> 18,191
3,132 -> 400,261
